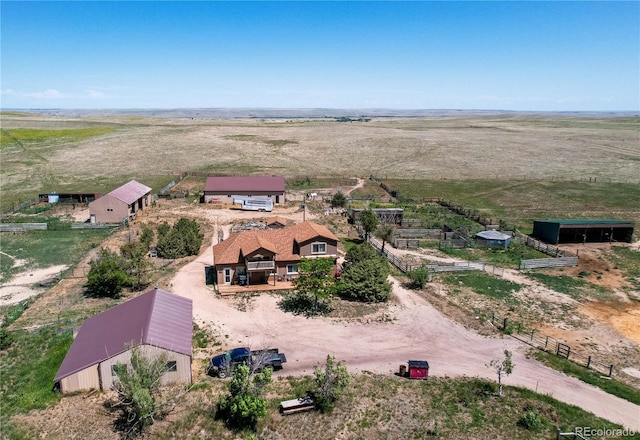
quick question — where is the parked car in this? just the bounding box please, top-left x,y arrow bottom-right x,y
207,347 -> 287,378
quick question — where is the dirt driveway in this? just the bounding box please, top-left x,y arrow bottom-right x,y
169,233 -> 640,431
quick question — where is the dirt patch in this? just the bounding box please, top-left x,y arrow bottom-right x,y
581,301 -> 640,346
0,265 -> 68,306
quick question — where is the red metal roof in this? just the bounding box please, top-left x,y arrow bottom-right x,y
55,288 -> 192,382
108,180 -> 152,204
204,176 -> 285,193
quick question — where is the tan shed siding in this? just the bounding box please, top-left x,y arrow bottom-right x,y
89,195 -> 129,223
60,364 -> 100,394
99,345 -> 192,390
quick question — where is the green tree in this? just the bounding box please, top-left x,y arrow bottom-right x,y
120,241 -> 151,290
406,266 -> 431,289
358,208 -> 379,241
111,346 -> 184,436
487,349 -> 515,397
339,258 -> 391,302
330,191 -> 347,207
86,249 -> 131,298
287,258 -> 336,316
344,241 -> 378,266
374,223 -> 395,253
217,364 -> 271,431
312,355 -> 350,413
156,218 -> 203,259
139,226 -> 154,247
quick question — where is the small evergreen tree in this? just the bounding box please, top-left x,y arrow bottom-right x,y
120,241 -> 152,290
156,218 -> 203,259
330,191 -> 347,207
86,249 -> 131,298
339,258 -> 391,302
344,242 -> 377,266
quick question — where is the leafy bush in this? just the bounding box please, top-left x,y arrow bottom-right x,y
518,407 -> 544,431
111,347 -> 181,436
312,355 -> 350,413
407,266 -> 431,289
217,364 -> 271,431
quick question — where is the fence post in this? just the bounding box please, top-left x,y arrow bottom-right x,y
531,329 -> 535,342
586,356 -> 591,369
503,318 -> 508,330
608,365 -> 613,377
491,312 -> 495,326
545,336 -> 549,350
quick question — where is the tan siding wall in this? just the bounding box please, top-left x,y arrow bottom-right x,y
298,240 -> 338,258
89,195 -> 130,223
99,345 -> 191,390
60,365 -> 100,394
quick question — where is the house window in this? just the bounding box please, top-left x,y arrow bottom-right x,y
166,361 -> 177,372
286,264 -> 298,274
312,242 -> 327,254
111,364 -> 126,376
224,268 -> 232,284
107,208 -> 113,212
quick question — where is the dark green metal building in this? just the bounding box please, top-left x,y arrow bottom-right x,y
532,219 -> 635,244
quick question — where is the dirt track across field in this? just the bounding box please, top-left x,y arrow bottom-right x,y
169,233 -> 640,431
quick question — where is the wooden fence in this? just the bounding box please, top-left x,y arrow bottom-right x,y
516,234 -> 574,258
491,312 -> 614,377
519,256 -> 579,270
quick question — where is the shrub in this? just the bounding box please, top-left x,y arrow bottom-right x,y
312,355 -> 350,413
85,249 -> 131,298
217,364 -> 271,431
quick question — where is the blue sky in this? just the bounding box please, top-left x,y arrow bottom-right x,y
1,1 -> 638,111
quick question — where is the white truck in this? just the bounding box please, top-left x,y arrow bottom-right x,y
233,196 -> 273,212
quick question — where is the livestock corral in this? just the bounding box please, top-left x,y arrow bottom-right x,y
1,110 -> 639,439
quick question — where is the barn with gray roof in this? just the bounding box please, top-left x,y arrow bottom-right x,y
203,176 -> 285,205
54,288 -> 192,394
89,179 -> 152,224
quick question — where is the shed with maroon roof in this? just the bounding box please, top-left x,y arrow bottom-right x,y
54,288 -> 192,394
89,179 -> 152,224
203,176 -> 285,205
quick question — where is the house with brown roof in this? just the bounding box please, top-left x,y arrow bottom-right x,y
203,175 -> 285,205
212,221 -> 338,292
54,288 -> 192,394
266,216 -> 288,229
89,179 -> 152,224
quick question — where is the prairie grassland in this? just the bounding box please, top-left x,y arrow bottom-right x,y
1,113 -> 638,212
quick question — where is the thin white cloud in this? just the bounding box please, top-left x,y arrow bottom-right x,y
86,90 -> 106,99
25,89 -> 65,99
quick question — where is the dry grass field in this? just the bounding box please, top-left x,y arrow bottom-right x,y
1,111 -> 640,439
1,112 -> 639,212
